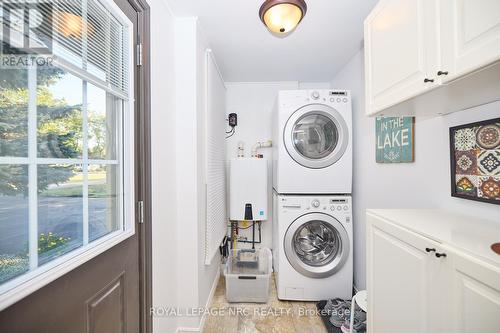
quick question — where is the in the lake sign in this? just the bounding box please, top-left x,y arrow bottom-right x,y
376,116 -> 415,163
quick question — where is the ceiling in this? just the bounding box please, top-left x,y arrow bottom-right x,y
166,0 -> 378,82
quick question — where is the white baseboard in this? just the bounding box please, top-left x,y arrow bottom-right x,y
175,268 -> 221,333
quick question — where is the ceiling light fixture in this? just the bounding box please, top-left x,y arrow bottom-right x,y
259,0 -> 307,36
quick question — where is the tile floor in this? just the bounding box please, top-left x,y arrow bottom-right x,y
204,274 -> 329,333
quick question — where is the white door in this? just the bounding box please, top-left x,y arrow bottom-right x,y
366,216 -> 443,333
449,249 -> 500,333
440,0 -> 500,81
283,105 -> 349,169
364,0 -> 439,115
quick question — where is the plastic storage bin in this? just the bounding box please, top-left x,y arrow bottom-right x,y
224,247 -> 272,303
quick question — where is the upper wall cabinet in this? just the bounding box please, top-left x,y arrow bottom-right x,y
364,0 -> 439,114
441,0 -> 500,80
365,0 -> 500,117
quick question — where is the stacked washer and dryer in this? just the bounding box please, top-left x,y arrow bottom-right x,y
272,90 -> 353,301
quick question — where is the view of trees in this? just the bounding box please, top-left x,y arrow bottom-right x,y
0,64 -> 111,282
0,65 -> 109,197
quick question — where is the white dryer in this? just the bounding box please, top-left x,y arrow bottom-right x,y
272,90 -> 352,194
273,192 -> 353,301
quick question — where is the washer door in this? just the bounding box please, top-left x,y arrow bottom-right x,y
284,213 -> 349,278
284,104 -> 349,169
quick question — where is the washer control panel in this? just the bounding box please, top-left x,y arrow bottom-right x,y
329,198 -> 350,212
279,196 -> 351,214
307,197 -> 350,212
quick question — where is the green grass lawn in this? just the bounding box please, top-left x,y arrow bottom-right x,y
40,171 -> 110,197
40,184 -> 109,198
68,171 -> 106,183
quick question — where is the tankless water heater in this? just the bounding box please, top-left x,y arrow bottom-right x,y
229,158 -> 268,221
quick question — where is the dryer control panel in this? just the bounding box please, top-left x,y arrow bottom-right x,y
306,90 -> 351,104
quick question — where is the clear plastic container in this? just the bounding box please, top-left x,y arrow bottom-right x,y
224,247 -> 272,303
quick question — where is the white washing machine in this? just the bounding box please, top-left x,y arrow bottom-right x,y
273,192 -> 353,301
272,89 -> 352,194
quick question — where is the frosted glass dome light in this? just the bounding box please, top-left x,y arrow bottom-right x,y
259,0 -> 307,36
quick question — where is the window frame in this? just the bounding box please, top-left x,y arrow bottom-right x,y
0,0 -> 135,311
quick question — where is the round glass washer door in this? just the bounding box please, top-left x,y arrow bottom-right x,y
284,104 -> 349,169
284,213 -> 349,278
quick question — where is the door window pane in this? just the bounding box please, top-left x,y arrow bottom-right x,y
292,114 -> 338,159
0,68 -> 28,157
37,69 -> 83,159
0,0 -> 130,298
0,165 -> 29,283
38,164 -> 83,265
88,84 -> 119,160
89,164 -> 120,241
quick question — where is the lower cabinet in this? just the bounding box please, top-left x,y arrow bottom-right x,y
367,212 -> 500,333
449,249 -> 500,333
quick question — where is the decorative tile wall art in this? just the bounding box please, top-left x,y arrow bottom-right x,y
450,118 -> 500,205
376,116 -> 415,163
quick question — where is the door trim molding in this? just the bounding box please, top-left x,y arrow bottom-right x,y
127,1 -> 152,333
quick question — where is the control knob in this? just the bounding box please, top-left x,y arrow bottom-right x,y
311,199 -> 320,208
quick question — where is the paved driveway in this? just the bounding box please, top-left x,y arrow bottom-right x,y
0,196 -> 110,254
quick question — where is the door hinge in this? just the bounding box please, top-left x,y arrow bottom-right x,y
136,43 -> 143,66
138,200 -> 144,224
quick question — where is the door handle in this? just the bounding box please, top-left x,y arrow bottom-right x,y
425,248 -> 436,253
437,71 -> 449,76
424,78 -> 435,83
435,253 -> 447,258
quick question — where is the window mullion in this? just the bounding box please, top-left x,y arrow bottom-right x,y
83,82 -> 89,246
82,0 -> 90,246
27,64 -> 38,270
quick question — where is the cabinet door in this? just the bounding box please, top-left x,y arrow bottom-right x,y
441,0 -> 500,81
366,215 -> 442,333
449,250 -> 500,333
364,0 -> 439,115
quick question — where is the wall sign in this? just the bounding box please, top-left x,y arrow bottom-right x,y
450,117 -> 500,205
376,117 -> 415,163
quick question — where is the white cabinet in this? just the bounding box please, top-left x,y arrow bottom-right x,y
441,0 -> 500,81
364,0 -> 439,114
367,210 -> 500,333
365,0 -> 500,116
367,213 -> 447,333
449,249 -> 500,333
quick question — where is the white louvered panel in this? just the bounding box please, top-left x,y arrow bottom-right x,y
205,49 -> 227,265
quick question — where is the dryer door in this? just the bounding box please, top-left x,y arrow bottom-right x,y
284,213 -> 350,278
284,104 -> 349,169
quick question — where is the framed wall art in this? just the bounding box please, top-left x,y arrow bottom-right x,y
376,116 -> 415,163
450,117 -> 500,205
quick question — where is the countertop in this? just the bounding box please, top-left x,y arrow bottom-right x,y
367,209 -> 500,266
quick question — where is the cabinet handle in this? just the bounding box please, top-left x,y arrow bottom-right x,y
424,78 -> 435,83
437,71 -> 449,76
435,253 -> 447,258
425,248 -> 436,253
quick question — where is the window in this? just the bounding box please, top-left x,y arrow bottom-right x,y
0,0 -> 133,307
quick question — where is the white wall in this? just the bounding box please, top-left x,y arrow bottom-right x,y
225,82 -> 331,250
150,0 -> 178,332
330,50 -> 500,290
151,11 -> 222,332
174,17 -> 221,331
173,18 -> 201,330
